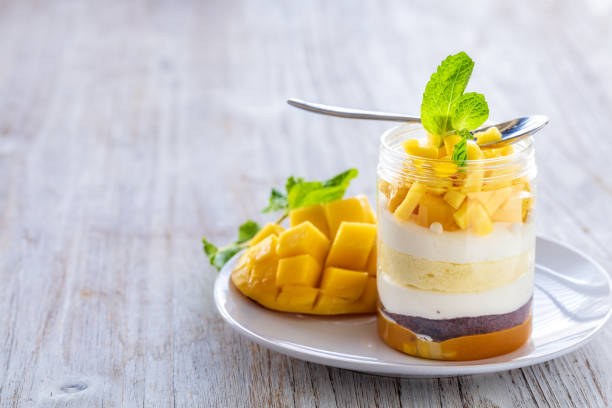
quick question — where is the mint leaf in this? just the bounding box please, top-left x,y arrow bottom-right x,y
212,247 -> 242,270
237,220 -> 261,243
202,221 -> 260,271
286,176 -> 303,192
421,52 -> 490,167
262,188 -> 288,213
451,92 -> 489,131
451,129 -> 472,168
203,238 -> 218,265
287,169 -> 358,210
421,52 -> 474,137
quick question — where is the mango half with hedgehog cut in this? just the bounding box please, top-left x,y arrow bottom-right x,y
231,196 -> 378,315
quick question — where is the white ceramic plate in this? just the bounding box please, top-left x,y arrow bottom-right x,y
214,237 -> 612,377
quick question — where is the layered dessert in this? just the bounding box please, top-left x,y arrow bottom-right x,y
376,126 -> 535,360
376,52 -> 537,360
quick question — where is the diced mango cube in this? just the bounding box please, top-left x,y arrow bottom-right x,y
289,204 -> 330,238
365,243 -> 377,276
403,139 -> 438,159
467,201 -> 493,236
276,254 -> 322,287
250,235 -> 278,262
324,197 -> 368,238
467,141 -> 484,160
379,179 -> 392,198
249,223 -> 284,247
443,134 -> 462,157
499,145 -> 515,156
277,222 -> 330,265
453,201 -> 468,230
478,186 -> 512,215
357,195 -> 376,223
427,132 -> 444,148
433,159 -> 458,178
312,294 -> 354,314
325,222 -> 377,271
475,127 -> 502,145
416,193 -> 456,230
276,285 -> 319,311
462,167 -> 484,193
320,267 -> 369,301
248,250 -> 279,292
492,195 -> 522,223
394,182 -> 425,221
443,190 -> 466,210
387,183 -> 410,213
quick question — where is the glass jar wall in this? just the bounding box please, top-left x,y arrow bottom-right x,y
376,124 -> 536,361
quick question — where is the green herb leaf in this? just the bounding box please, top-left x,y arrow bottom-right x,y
421,52 -> 490,167
206,169 -> 358,271
451,92 -> 489,131
237,220 -> 261,243
202,220 -> 260,271
203,238 -> 218,264
287,169 -> 358,210
451,129 -> 472,168
421,52 -> 474,137
262,188 -> 288,213
211,246 -> 242,270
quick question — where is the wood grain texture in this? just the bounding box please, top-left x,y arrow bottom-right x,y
0,0 -> 611,406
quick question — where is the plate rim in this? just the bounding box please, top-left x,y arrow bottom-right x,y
214,235 -> 612,377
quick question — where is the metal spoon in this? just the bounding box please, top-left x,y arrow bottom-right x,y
287,98 -> 548,147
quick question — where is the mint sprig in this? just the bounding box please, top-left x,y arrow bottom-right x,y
203,220 -> 261,271
263,168 -> 358,216
203,168 -> 358,271
421,52 -> 489,165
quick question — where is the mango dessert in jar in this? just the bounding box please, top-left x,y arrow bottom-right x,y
374,51 -> 539,360
376,123 -> 536,360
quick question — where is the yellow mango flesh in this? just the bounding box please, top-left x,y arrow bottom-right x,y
394,182 -> 425,221
325,222 -> 377,271
417,193 -> 456,230
403,139 -> 439,159
387,183 -> 410,213
249,223 -> 285,247
320,267 -> 369,301
376,127 -> 531,237
443,190 -> 466,210
467,201 -> 493,236
276,285 -> 319,312
475,127 -> 502,145
231,196 -> 379,315
276,254 -> 321,287
277,221 -> 330,265
289,204 -> 330,238
324,197 -> 373,239
358,195 -> 377,223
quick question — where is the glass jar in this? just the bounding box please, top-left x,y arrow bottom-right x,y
376,124 -> 536,361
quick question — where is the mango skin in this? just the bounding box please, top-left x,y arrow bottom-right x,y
230,197 -> 379,315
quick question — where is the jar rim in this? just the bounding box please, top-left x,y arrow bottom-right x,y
380,123 -> 534,167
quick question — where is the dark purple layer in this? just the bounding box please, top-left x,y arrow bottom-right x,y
381,297 -> 532,342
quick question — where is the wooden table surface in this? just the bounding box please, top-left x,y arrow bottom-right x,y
1,1 -> 612,406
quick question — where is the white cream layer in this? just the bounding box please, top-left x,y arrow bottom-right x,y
378,269 -> 534,319
379,207 -> 536,263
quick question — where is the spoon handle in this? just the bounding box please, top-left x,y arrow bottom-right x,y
287,98 -> 421,123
